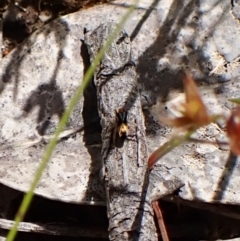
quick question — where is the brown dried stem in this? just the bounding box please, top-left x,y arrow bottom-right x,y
152,200 -> 170,241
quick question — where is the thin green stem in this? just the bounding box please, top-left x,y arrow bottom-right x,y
228,98 -> 240,104
159,130 -> 194,157
148,130 -> 194,169
6,1 -> 139,240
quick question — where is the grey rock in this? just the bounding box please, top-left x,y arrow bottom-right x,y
0,0 -> 239,207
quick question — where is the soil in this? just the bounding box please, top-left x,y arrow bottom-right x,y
1,0 -> 108,55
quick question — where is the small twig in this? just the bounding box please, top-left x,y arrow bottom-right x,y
0,126 -> 84,151
14,2 -> 26,12
0,218 -> 107,238
152,201 -> 170,241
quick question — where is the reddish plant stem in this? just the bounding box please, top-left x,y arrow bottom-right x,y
152,201 -> 170,241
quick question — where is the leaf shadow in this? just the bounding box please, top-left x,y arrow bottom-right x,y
137,0 -> 229,108
212,152 -> 238,202
0,18 -> 77,136
81,40 -> 105,203
132,0 -> 236,228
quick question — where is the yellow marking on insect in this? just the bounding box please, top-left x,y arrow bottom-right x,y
116,108 -> 129,137
118,123 -> 129,137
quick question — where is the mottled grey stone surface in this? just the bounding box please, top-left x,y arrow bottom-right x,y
0,0 -> 240,205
